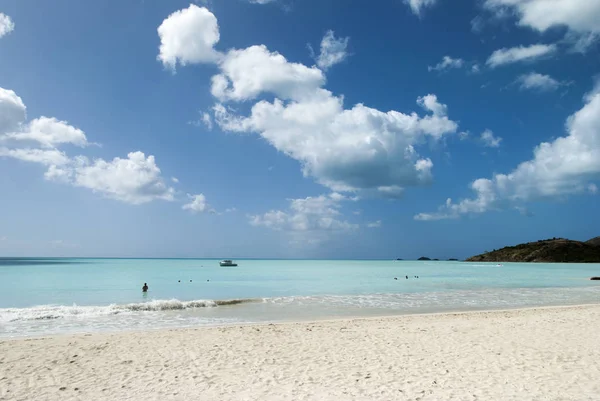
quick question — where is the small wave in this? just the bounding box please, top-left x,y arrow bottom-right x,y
1,298 -> 260,322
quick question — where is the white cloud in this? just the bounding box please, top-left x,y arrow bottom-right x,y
428,56 -> 464,72
249,0 -> 277,3
316,30 -> 349,70
471,64 -> 481,74
404,0 -> 438,16
0,87 -> 26,134
589,183 -> 598,194
183,193 -> 209,213
486,44 -> 556,68
157,4 -> 221,71
58,152 -> 175,204
161,7 -> 458,198
4,117 -> 89,148
1,87 -> 177,205
484,0 -> 600,36
201,112 -> 213,130
459,131 -> 470,140
249,194 -> 358,241
0,147 -> 70,166
0,13 -> 14,38
211,45 -> 325,102
416,83 -> 600,220
171,177 -> 179,183
214,90 -> 458,196
480,129 -> 502,148
367,220 -> 382,228
516,72 -> 562,92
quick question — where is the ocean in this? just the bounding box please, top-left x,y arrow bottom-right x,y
1,258 -> 599,338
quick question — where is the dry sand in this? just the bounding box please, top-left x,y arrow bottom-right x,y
1,305 -> 599,401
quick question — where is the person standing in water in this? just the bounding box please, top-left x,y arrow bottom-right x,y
142,283 -> 148,292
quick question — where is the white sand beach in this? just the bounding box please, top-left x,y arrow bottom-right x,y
1,305 -> 599,401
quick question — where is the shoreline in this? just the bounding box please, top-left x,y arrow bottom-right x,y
2,304 -> 599,400
3,301 -> 600,341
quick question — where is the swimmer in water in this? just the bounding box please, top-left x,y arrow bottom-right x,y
142,283 -> 148,292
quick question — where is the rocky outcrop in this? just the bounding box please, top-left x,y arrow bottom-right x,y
467,237 -> 600,263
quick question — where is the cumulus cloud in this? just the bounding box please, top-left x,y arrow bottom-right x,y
0,88 -> 26,134
0,13 -> 14,38
316,30 -> 349,70
367,220 -> 382,228
480,129 -> 502,148
0,86 -> 176,205
157,4 -> 221,71
249,194 -> 358,241
589,183 -> 598,194
516,72 -> 563,92
50,152 -> 176,204
428,56 -> 464,72
484,0 -> 600,35
0,147 -> 70,166
160,6 -> 458,199
211,45 -> 325,102
214,90 -> 457,196
416,83 -> 600,220
183,193 -> 209,213
4,117 -> 89,148
486,44 -> 556,68
404,0 -> 438,16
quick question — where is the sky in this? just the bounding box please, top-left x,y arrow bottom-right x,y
0,0 -> 599,259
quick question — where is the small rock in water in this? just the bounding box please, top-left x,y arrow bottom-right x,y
59,387 -> 66,391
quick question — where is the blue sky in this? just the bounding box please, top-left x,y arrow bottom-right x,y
0,0 -> 599,259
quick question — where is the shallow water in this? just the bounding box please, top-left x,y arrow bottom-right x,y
1,258 -> 599,337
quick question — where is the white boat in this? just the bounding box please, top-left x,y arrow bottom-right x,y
219,260 -> 238,267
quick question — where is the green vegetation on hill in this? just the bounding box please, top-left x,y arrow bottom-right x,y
467,237 -> 600,263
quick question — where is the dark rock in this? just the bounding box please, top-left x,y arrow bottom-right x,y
418,257 -> 431,261
448,258 -> 459,261
590,277 -> 600,280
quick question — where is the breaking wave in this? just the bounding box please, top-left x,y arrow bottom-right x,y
1,298 -> 260,322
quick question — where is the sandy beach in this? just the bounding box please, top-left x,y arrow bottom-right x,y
1,305 -> 599,401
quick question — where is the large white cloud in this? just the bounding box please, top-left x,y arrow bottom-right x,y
0,13 -> 14,38
316,30 -> 349,70
486,44 -> 556,68
415,83 -> 600,221
215,90 -> 457,195
211,45 -> 325,102
159,6 -> 459,198
157,4 -> 221,70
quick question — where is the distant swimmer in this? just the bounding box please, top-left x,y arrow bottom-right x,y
405,275 -> 409,279
142,283 -> 148,292
394,277 -> 398,280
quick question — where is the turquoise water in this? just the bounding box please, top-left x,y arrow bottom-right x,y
1,258 -> 599,337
